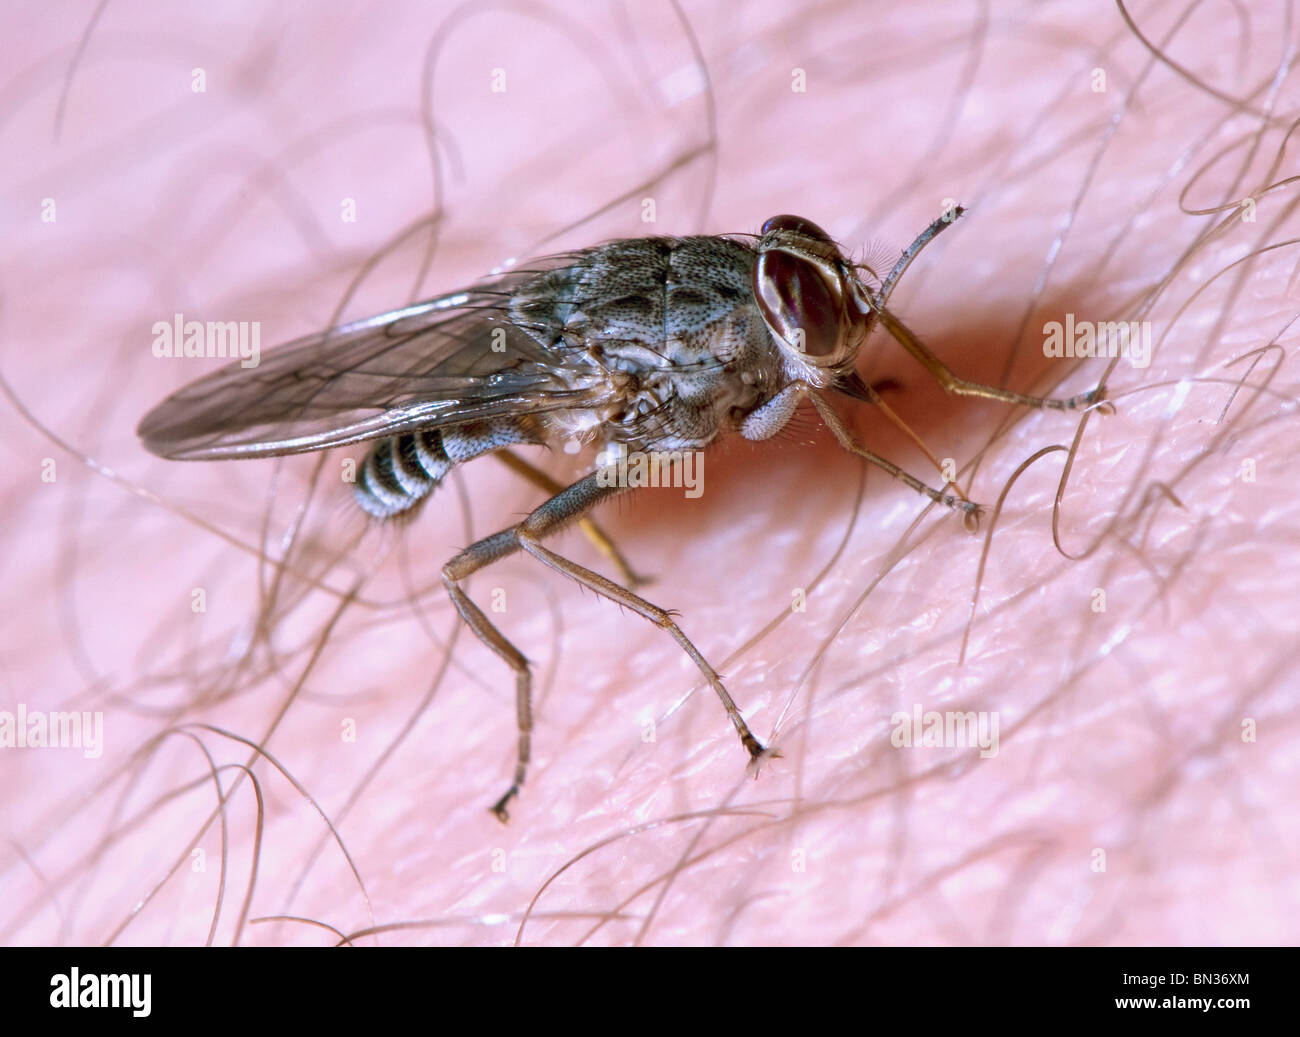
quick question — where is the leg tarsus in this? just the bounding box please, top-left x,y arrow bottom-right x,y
491,785 -> 519,824
1068,386 -> 1114,413
746,740 -> 783,780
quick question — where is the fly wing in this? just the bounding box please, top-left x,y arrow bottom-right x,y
137,262 -> 611,460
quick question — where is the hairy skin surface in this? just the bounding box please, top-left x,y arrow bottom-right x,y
3,1 -> 1297,945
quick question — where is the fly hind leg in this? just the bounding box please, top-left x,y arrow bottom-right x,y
493,448 -> 650,589
442,471 -> 771,822
442,528 -> 534,822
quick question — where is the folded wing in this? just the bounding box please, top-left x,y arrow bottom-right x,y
138,262 -> 612,460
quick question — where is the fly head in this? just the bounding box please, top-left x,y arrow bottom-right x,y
752,214 -> 873,387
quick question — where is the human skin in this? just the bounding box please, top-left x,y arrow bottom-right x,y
3,0 -> 1298,946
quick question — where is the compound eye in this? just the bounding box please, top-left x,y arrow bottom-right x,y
753,247 -> 842,358
760,214 -> 834,243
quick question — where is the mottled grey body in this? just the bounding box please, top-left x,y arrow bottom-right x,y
354,236 -> 791,518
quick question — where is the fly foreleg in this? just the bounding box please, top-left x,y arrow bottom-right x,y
742,383 -> 979,519
872,305 -> 1107,413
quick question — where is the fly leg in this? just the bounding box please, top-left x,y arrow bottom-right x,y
443,471 -> 769,822
442,528 -> 535,823
872,304 -> 1107,412
744,383 -> 980,520
492,448 -> 650,589
808,392 -> 984,525
866,206 -> 1107,413
835,371 -> 973,508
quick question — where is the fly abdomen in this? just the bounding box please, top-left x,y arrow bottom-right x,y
355,418 -> 544,519
355,428 -> 452,518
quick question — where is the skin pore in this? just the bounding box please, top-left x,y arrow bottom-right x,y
4,0 -> 1297,945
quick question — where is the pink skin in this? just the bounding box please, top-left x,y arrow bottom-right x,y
3,1 -> 1297,945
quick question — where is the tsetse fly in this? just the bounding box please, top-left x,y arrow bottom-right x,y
138,210 -> 1103,820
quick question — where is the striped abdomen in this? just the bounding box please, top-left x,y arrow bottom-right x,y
355,429 -> 452,518
355,418 -> 542,519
